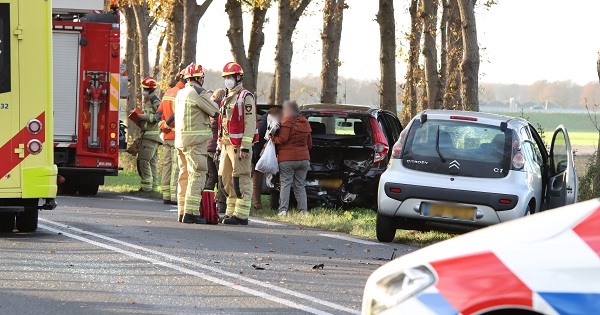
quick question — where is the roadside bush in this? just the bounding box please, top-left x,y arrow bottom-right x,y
578,152 -> 600,201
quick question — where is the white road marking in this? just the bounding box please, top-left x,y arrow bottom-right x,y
119,195 -> 155,202
250,218 -> 286,226
39,223 -> 333,315
165,209 -> 178,212
319,234 -> 384,246
40,219 -> 360,315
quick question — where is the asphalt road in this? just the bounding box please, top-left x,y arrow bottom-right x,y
0,192 -> 415,315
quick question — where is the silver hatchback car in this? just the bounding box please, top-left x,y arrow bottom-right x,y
376,110 -> 578,242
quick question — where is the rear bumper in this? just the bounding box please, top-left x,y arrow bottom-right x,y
383,183 -> 519,211
378,182 -> 527,226
58,167 -> 118,176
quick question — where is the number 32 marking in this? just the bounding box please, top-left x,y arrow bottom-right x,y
0,103 -> 8,109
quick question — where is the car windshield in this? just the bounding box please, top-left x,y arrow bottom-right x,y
303,113 -> 372,144
402,119 -> 512,178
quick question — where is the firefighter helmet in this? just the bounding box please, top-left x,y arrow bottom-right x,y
184,63 -> 205,79
222,62 -> 244,77
177,69 -> 186,79
141,77 -> 157,89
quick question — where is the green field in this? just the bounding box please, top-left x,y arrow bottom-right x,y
486,110 -> 599,148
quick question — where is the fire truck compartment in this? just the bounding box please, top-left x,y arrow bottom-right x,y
52,31 -> 80,142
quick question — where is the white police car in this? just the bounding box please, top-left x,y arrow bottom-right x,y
363,199 -> 600,315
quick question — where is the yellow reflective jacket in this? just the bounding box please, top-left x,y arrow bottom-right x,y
140,89 -> 162,143
174,82 -> 219,148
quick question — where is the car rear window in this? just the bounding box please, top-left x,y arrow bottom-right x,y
402,119 -> 512,178
303,113 -> 372,145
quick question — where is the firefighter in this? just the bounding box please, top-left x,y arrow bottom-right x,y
137,77 -> 162,192
156,70 -> 185,205
174,63 -> 219,224
218,62 -> 258,225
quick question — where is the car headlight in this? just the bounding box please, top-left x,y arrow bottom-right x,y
366,265 -> 435,315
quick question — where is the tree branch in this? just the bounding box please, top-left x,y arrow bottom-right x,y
292,0 -> 312,21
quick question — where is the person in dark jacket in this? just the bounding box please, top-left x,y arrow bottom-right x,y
252,107 -> 281,210
271,101 -> 312,216
205,88 -> 225,190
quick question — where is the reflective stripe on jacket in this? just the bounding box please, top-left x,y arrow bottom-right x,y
174,82 -> 220,148
141,90 -> 162,143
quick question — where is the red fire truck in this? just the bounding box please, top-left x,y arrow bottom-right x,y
52,0 -> 123,195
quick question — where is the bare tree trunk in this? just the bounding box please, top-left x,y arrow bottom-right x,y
274,0 -> 312,104
153,30 -> 166,78
457,0 -> 479,111
122,5 -> 136,115
181,0 -> 213,66
320,0 -> 346,104
421,0 -> 441,110
164,0 -> 184,87
268,74 -> 276,105
444,0 -> 462,109
439,0 -> 448,105
132,2 -> 150,79
401,0 -> 422,125
377,0 -> 397,112
225,0 -> 268,94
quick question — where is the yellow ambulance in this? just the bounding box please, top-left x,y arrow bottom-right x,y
0,0 -> 57,232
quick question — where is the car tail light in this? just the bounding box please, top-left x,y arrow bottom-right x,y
370,118 -> 389,163
450,115 -> 477,121
110,132 -> 117,139
109,147 -> 117,155
27,119 -> 43,134
512,153 -> 524,169
110,122 -> 117,130
27,139 -> 43,155
391,128 -> 409,159
390,187 -> 401,193
499,199 -> 512,205
513,140 -> 521,151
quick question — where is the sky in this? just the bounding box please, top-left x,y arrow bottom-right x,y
158,0 -> 600,85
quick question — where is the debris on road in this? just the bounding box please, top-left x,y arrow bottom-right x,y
390,248 -> 397,260
311,264 -> 325,271
251,264 -> 265,270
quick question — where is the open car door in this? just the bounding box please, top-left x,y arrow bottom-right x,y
546,125 -> 578,209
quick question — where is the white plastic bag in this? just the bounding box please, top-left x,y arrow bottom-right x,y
255,140 -> 279,174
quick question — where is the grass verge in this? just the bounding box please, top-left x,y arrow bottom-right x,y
101,170 -> 163,199
102,171 -> 453,247
252,206 -> 453,247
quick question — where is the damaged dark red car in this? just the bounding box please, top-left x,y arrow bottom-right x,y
299,104 -> 403,209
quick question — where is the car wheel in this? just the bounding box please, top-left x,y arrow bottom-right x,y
78,184 -> 99,196
525,205 -> 532,216
376,212 -> 396,242
16,209 -> 38,233
0,213 -> 15,233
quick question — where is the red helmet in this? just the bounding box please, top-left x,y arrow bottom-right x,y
184,62 -> 204,79
222,62 -> 244,77
141,77 -> 157,89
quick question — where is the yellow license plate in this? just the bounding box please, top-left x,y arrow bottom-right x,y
318,179 -> 343,189
422,203 -> 475,220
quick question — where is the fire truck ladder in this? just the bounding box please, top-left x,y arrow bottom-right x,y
85,71 -> 108,148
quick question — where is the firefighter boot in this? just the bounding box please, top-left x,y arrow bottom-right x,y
182,213 -> 206,224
